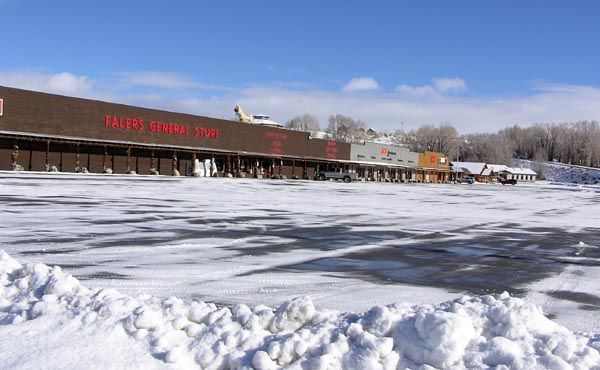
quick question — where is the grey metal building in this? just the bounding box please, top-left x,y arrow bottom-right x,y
349,142 -> 420,181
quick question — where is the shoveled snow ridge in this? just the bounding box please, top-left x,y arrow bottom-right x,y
1,250 -> 599,370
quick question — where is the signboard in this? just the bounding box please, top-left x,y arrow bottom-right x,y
0,86 -> 351,160
0,98 -> 3,116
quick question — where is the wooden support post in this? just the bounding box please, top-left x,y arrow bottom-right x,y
172,151 -> 178,176
303,161 -> 307,180
191,152 -> 197,176
75,144 -> 81,172
102,145 -> 107,171
28,148 -> 32,171
126,146 -> 131,173
292,159 -> 295,178
45,140 -> 50,171
271,158 -> 275,178
10,144 -> 19,170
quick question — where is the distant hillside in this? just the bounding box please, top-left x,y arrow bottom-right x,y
518,160 -> 600,185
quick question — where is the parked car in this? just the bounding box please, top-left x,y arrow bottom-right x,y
456,176 -> 474,184
499,178 -> 517,185
315,169 -> 358,183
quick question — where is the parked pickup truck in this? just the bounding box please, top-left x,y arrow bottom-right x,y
315,169 -> 358,183
499,178 -> 517,185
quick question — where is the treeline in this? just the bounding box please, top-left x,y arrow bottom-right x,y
395,121 -> 600,167
497,122 -> 600,167
285,113 -> 404,144
285,114 -> 600,168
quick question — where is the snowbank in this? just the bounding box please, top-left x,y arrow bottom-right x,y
518,159 -> 600,185
1,250 -> 599,370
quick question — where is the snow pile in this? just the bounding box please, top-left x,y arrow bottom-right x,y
1,250 -> 599,370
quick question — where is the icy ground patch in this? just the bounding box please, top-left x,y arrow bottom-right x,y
0,172 -> 599,337
1,250 -> 599,369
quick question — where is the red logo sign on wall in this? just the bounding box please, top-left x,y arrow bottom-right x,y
0,98 -> 3,116
103,115 -> 219,141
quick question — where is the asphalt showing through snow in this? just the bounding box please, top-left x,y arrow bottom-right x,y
1,172 -> 599,331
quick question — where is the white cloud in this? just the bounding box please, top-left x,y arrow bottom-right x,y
171,84 -> 600,134
342,77 -> 380,92
114,72 -> 228,90
396,77 -> 467,96
1,70 -> 599,134
0,71 -> 93,95
395,84 -> 437,97
432,77 -> 467,93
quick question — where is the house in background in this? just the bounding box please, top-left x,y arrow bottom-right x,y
418,151 -> 450,183
487,164 -> 509,181
450,161 -> 492,183
500,167 -> 537,182
450,165 -> 465,182
451,162 -> 537,183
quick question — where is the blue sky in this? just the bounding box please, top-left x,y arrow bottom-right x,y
1,0 -> 599,132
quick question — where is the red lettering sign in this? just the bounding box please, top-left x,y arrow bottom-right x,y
380,147 -> 388,156
105,115 -> 144,131
264,131 -> 287,153
430,156 -> 437,164
265,131 -> 288,140
193,127 -> 219,139
103,115 -> 217,141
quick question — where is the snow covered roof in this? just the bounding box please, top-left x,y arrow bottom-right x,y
451,162 -> 487,175
503,167 -> 537,175
308,131 -> 330,139
487,164 -> 509,173
481,168 -> 493,176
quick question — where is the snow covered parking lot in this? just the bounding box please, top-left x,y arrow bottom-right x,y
1,172 -> 599,369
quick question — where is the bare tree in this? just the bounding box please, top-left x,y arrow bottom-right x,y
436,123 -> 459,155
326,114 -> 367,142
403,123 -> 458,156
285,114 -> 321,132
497,121 -> 600,167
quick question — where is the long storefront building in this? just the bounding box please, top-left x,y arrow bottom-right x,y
0,86 -> 449,182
